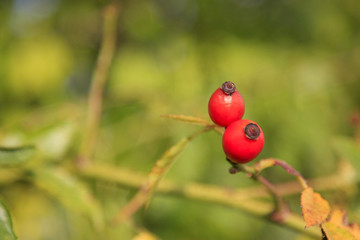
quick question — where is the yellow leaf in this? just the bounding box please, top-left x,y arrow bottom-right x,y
322,222 -> 357,240
301,187 -> 330,228
328,208 -> 347,227
327,208 -> 360,240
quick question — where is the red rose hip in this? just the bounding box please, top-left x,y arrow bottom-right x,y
222,119 -> 265,164
208,81 -> 245,127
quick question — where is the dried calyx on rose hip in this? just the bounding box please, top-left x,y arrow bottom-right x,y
222,119 -> 265,164
208,81 -> 245,127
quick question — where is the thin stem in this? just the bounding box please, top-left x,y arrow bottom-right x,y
254,158 -> 309,189
112,127 -> 211,224
227,158 -> 255,175
296,176 -> 309,189
256,175 -> 290,221
161,114 -> 224,135
228,159 -> 292,222
79,2 -> 120,164
229,158 -> 339,227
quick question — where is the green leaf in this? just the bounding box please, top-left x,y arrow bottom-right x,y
0,199 -> 17,240
0,146 -> 36,166
31,167 -> 104,231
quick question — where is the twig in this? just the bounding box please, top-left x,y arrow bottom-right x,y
230,160 -> 290,222
161,114 -> 224,135
79,2 -> 120,164
112,127 -> 210,224
254,158 -> 309,189
256,175 -> 290,222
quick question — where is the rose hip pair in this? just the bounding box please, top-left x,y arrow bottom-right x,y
208,81 -> 264,164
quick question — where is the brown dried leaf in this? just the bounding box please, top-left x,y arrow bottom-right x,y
321,222 -> 357,240
301,187 -> 330,228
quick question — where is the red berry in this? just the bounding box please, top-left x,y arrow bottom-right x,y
208,81 -> 245,127
222,119 -> 265,164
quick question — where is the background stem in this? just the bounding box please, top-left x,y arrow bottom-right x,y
79,2 -> 120,163
78,163 -> 336,238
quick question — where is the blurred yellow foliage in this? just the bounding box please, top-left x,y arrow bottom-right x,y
6,35 -> 73,97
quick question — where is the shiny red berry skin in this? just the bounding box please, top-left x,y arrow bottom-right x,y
222,119 -> 265,164
208,82 -> 245,127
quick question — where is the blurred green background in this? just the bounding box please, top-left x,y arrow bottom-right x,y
1,0 -> 360,239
